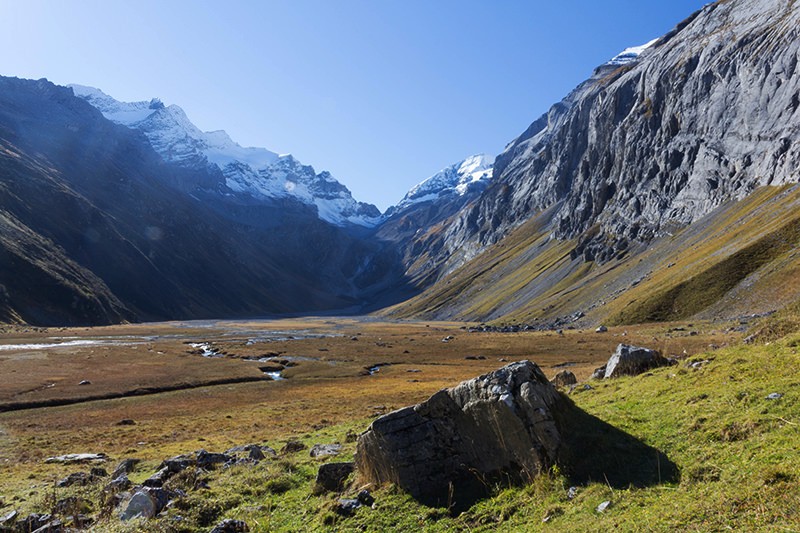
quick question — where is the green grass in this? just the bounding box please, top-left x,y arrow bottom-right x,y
61,334 -> 796,531
3,330 -> 798,532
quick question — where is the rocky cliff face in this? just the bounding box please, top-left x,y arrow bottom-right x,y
429,0 -> 800,267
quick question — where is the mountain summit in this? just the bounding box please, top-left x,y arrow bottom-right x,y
70,85 -> 381,227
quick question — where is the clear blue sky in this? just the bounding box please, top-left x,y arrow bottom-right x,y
1,0 -> 708,211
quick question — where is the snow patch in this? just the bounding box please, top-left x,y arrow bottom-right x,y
606,38 -> 659,66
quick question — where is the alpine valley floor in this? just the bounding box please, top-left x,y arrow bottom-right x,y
2,316 -> 797,531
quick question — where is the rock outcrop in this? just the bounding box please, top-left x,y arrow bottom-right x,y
355,361 -> 568,510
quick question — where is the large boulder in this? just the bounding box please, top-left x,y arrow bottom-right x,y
355,361 -> 569,511
603,344 -> 673,379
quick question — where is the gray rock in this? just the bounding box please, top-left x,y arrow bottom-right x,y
567,486 -> 578,500
105,474 -> 132,493
210,519 -> 250,533
604,344 -> 673,378
551,370 -> 578,388
336,499 -> 361,516
44,453 -> 106,464
30,519 -> 63,533
590,365 -> 607,380
280,440 -> 306,454
143,467 -> 169,488
111,458 -> 140,479
596,500 -> 612,513
357,489 -> 375,507
120,491 -> 157,521
56,472 -> 90,488
159,454 -> 195,473
766,392 -> 784,400
315,462 -> 355,492
355,361 -> 567,510
595,326 -> 608,333
196,449 -> 231,468
309,443 -> 342,458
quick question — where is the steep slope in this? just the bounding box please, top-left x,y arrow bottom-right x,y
0,77 -> 403,325
70,85 -> 382,227
388,0 -> 800,324
421,0 -> 799,271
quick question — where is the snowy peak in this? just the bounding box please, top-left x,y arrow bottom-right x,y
605,38 -> 660,66
389,154 -> 493,215
69,84 -> 379,227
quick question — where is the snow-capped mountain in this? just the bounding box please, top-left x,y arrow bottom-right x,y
69,85 -> 381,227
386,154 -> 493,217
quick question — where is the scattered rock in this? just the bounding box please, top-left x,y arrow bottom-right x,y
197,449 -> 231,469
766,392 -> 784,400
441,336 -> 455,343
344,431 -> 358,443
210,518 -> 250,533
596,500 -> 612,513
159,454 -> 195,474
590,365 -> 607,380
567,486 -> 578,500
120,491 -> 157,521
280,440 -> 307,454
595,325 -> 608,333
111,458 -> 140,479
551,370 -> 577,388
315,462 -> 354,492
56,472 -> 91,488
45,453 -> 107,464
116,419 -> 136,426
603,344 -> 674,379
29,518 -> 63,532
104,474 -> 131,493
78,380 -> 91,385
336,499 -> 361,516
350,336 -> 359,341
356,361 -> 566,510
464,355 -> 486,360
16,514 -> 52,533
310,444 -> 342,458
143,467 -> 169,488
357,489 -> 375,507
0,510 -> 17,527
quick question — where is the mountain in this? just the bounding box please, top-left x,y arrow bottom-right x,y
388,0 -> 800,325
0,77 -> 405,325
69,85 -> 382,228
375,155 -> 494,287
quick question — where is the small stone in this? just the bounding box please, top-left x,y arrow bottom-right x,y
551,370 -> 577,388
196,449 -> 231,468
596,500 -> 612,513
45,453 -> 107,464
120,491 -> 157,521
280,440 -> 306,454
766,392 -> 784,400
78,380 -> 91,385
567,486 -> 578,500
595,326 -> 608,333
310,443 -> 342,458
116,419 -> 136,426
210,518 -> 250,533
112,458 -> 140,479
357,489 -> 375,507
336,498 -> 361,516
56,472 -> 90,488
315,462 -> 355,492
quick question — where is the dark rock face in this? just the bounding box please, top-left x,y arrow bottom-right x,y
603,344 -> 674,378
355,361 -> 567,510
412,0 -> 800,278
